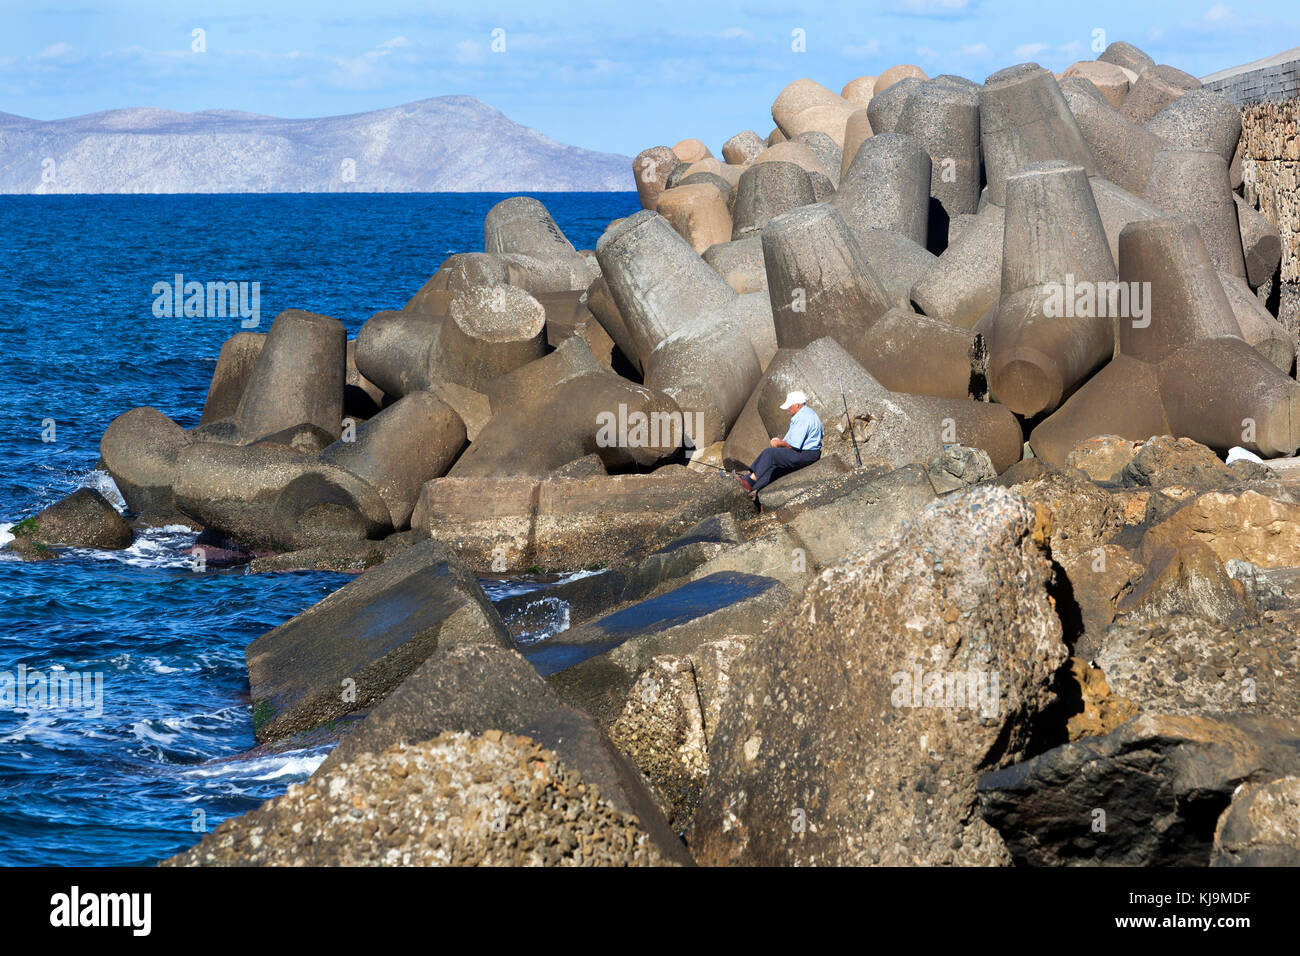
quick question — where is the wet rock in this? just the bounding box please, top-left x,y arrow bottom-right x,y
692,486 -> 1068,866
536,572 -> 794,725
9,488 -> 132,551
246,539 -> 511,743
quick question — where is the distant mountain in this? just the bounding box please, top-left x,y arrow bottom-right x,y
0,96 -> 632,193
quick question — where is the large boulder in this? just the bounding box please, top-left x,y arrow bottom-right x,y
246,539 -> 511,743
979,714 -> 1300,865
165,731 -> 678,866
8,488 -> 132,551
691,486 -> 1068,866
1212,776 -> 1300,866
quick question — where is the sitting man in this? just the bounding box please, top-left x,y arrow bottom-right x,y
735,390 -> 823,493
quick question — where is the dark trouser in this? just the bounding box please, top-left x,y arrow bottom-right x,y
749,446 -> 820,491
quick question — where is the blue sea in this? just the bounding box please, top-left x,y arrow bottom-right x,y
0,192 -> 639,867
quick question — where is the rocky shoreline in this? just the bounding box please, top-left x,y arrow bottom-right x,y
10,39 -> 1300,866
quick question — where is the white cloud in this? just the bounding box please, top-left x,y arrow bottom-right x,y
1014,42 -> 1047,59
915,46 -> 940,60
843,39 -> 881,58
454,39 -> 484,65
38,42 -> 79,61
1205,4 -> 1232,22
720,27 -> 753,40
958,43 -> 992,57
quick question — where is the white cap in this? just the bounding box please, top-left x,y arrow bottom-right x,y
780,390 -> 807,410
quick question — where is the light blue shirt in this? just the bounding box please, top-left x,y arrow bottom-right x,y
783,405 -> 823,452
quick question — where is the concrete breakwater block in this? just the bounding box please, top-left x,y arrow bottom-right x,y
644,312 -> 762,446
633,145 -> 680,211
1115,217 -> 1241,362
762,203 -> 892,353
200,332 -> 265,425
448,371 -> 684,477
430,285 -> 548,393
771,78 -> 857,147
246,539 -> 512,744
655,182 -> 733,253
911,205 -> 1004,328
1063,60 -> 1131,107
173,441 -> 392,551
758,337 -> 1022,472
1144,148 -> 1247,279
100,406 -> 193,522
536,571 -> 795,717
411,472 -> 755,572
985,162 -> 1116,417
894,78 -> 982,245
979,63 -> 1096,207
730,161 -> 815,240
1060,80 -> 1162,197
595,209 -> 738,370
234,309 -> 346,445
354,310 -> 442,399
833,132 -> 931,248
1120,64 -> 1201,125
318,391 -> 467,530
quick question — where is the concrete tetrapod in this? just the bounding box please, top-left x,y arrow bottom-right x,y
722,130 -> 765,165
1144,149 -> 1247,279
730,161 -> 816,240
644,311 -> 762,447
985,162 -> 1116,417
833,132 -> 931,249
910,205 -> 1004,329
1158,337 -> 1300,458
865,76 -> 923,136
429,285 -> 548,394
1026,354 -> 1171,466
894,78 -> 982,248
770,78 -> 857,147
1120,64 -> 1202,125
633,146 -> 680,212
1063,60 -> 1131,107
758,337 -> 1022,471
978,63 -> 1096,207
448,371 -> 686,478
319,390 -> 468,529
595,209 -> 739,370
1097,41 -> 1156,76
354,310 -> 443,399
234,309 -> 346,445
1115,217 -> 1241,362
201,332 -> 265,425
1144,88 -> 1241,165
1059,80 -> 1163,197
761,203 -> 892,353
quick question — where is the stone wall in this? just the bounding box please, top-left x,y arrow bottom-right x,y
1204,50 -> 1300,347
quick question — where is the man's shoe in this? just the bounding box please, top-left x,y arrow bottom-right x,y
734,472 -> 755,492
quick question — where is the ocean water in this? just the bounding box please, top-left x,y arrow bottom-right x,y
0,192 -> 640,867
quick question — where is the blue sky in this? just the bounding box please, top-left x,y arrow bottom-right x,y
2,1 -> 1297,156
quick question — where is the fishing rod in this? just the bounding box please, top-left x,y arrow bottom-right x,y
843,391 -> 862,467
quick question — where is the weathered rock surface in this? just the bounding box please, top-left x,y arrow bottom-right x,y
691,486 -> 1068,866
